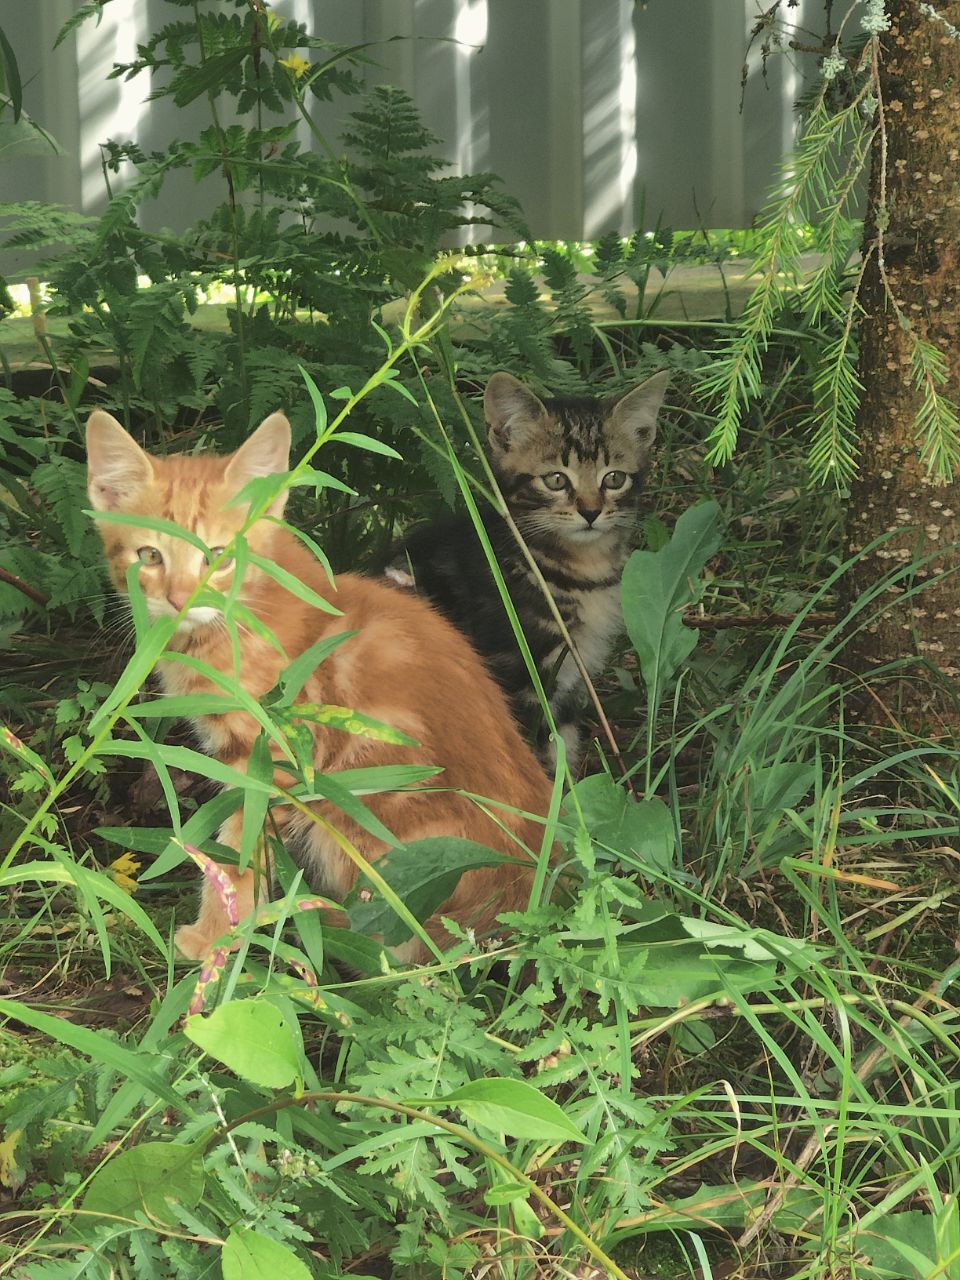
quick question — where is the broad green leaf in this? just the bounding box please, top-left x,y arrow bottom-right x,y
222,1226 -> 313,1280
622,500 -> 722,716
435,1078 -> 586,1144
346,838 -> 507,946
564,774 -> 675,873
185,998 -> 303,1088
83,1141 -> 204,1226
748,762 -> 817,824
0,114 -> 61,160
331,430 -> 402,460
679,919 -> 820,966
858,1210 -> 940,1279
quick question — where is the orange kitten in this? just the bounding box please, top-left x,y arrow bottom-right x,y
86,410 -> 553,962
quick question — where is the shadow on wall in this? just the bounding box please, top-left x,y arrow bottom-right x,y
1,0 -> 818,249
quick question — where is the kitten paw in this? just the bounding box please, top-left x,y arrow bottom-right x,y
174,923 -> 220,962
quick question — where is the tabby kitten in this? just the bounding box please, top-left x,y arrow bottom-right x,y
86,410 -> 552,962
390,370 -> 669,770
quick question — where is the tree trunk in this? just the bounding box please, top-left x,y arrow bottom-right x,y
845,2 -> 960,722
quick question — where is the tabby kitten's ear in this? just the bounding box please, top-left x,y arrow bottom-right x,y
484,372 -> 548,453
224,412 -> 291,514
609,371 -> 670,454
86,410 -> 153,511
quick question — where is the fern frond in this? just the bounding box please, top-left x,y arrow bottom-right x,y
910,336 -> 960,482
807,332 -> 864,486
700,96 -> 871,466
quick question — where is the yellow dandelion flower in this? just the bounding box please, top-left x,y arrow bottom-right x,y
278,53 -> 311,80
107,851 -> 141,895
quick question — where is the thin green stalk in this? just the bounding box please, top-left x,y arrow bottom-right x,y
220,1089 -> 634,1280
193,1 -> 248,407
34,332 -> 82,434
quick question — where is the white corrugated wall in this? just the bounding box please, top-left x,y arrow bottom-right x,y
1,0 -> 814,255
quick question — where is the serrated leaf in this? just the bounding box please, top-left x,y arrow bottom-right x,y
83,1141 -> 204,1227
184,998 -> 303,1088
435,1078 -> 586,1144
564,774 -> 674,873
33,459 -> 91,558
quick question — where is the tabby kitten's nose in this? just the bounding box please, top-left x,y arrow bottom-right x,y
579,507 -> 602,526
167,589 -> 191,611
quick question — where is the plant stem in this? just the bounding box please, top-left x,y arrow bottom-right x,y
221,1089 -> 633,1280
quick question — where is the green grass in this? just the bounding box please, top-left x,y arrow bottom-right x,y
8,2 -> 958,1267
1,302 -> 959,1280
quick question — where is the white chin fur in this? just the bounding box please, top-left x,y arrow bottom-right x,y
177,607 -> 220,630
145,603 -> 220,629
566,526 -> 608,541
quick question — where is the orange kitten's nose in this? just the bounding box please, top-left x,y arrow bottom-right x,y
167,589 -> 192,612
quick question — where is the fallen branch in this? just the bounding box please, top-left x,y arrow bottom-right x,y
0,567 -> 47,607
682,611 -> 836,630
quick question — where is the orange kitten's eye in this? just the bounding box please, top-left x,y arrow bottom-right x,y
205,546 -> 234,569
137,546 -> 163,566
601,470 -> 628,490
541,472 -> 568,492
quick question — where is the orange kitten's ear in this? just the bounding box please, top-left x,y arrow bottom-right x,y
224,412 -> 291,515
610,370 -> 670,454
225,412 -> 291,484
86,410 -> 154,511
484,372 -> 548,453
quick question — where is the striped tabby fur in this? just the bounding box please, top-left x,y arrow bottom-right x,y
392,370 -> 669,770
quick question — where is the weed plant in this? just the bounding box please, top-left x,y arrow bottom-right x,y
1,4 -> 959,1279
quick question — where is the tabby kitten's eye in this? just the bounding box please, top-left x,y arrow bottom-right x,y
137,546 -> 163,566
206,546 -> 234,569
541,472 -> 568,491
601,470 -> 628,490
